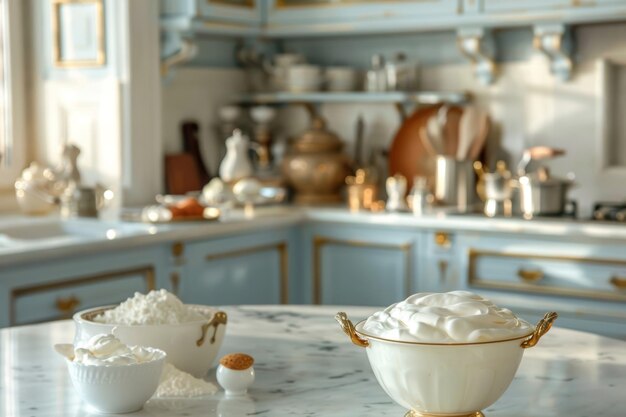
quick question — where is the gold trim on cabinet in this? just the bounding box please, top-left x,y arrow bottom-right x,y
205,242 -> 289,304
468,249 -> 626,302
170,272 -> 181,295
208,0 -> 254,7
312,236 -> 412,305
51,0 -> 106,68
274,0 -> 417,9
10,266 -> 155,326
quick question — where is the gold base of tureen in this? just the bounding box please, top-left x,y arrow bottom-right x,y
405,411 -> 484,417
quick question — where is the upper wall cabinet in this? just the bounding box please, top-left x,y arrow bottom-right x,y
160,0 -> 263,36
266,0 -> 461,37
160,0 -> 626,39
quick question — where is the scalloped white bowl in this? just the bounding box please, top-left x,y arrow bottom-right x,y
66,348 -> 165,414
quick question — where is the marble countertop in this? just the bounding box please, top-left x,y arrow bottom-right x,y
2,205 -> 626,266
1,305 -> 625,417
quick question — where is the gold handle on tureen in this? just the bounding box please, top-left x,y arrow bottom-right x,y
521,311 -> 558,349
197,311 -> 228,347
335,312 -> 369,348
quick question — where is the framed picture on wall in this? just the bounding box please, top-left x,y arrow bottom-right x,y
51,0 -> 105,68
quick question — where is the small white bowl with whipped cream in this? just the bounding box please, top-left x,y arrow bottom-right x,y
58,334 -> 166,414
73,290 -> 227,377
336,291 -> 558,417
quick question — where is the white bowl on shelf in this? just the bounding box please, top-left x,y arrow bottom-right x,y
73,305 -> 227,377
65,348 -> 166,414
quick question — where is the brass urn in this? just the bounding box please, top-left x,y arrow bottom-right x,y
282,116 -> 351,205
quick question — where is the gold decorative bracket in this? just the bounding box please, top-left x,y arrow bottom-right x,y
457,27 -> 496,85
335,312 -> 369,348
533,24 -> 573,82
521,312 -> 558,349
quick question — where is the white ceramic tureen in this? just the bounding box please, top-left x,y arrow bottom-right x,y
336,291 -> 558,417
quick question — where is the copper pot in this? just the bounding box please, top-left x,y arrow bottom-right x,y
282,117 -> 351,205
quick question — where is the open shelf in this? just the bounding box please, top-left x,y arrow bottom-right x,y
235,91 -> 471,106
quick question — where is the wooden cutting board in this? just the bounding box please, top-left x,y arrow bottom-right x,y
165,153 -> 203,194
388,106 -> 439,190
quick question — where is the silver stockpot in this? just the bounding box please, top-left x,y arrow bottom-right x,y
517,175 -> 576,217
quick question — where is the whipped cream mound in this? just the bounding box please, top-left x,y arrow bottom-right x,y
361,291 -> 533,343
155,363 -> 218,398
74,334 -> 160,366
94,289 -> 205,325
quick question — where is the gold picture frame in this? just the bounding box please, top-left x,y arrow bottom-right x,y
51,0 -> 105,68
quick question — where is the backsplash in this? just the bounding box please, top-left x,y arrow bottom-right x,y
163,23 -> 626,217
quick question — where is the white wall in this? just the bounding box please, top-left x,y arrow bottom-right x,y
161,68 -> 247,177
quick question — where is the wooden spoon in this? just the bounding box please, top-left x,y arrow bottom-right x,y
457,106 -> 479,160
443,106 -> 462,157
467,113 -> 490,161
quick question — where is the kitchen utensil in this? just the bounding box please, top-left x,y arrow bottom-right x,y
182,121 -> 211,185
61,184 -> 113,218
426,114 -> 444,155
467,112 -> 490,161
286,65 -> 323,92
384,52 -> 419,91
443,106 -> 462,157
517,173 -> 576,218
365,54 -> 387,92
434,156 -> 476,211
165,153 -> 203,194
325,66 -> 359,92
481,161 -> 514,217
418,126 -> 438,158
354,115 -> 365,167
346,169 -> 378,212
517,146 -> 566,176
457,105 -> 480,160
388,106 -> 439,191
74,305 -> 227,378
336,310 -> 557,417
64,346 -> 166,414
282,116 -> 351,205
219,129 -> 254,183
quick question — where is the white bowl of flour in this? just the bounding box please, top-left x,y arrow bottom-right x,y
73,290 -> 227,378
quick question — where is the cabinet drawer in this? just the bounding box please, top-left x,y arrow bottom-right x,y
11,266 -> 155,325
469,249 -> 626,301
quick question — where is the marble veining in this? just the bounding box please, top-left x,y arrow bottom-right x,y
1,305 -> 625,416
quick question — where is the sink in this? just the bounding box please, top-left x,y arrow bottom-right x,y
0,219 -> 156,241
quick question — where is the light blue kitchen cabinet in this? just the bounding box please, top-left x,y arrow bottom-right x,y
178,227 -> 300,306
0,247 -> 167,327
481,0 -> 571,13
416,230 -> 461,293
161,0 -> 263,25
300,222 -> 420,306
454,231 -> 626,339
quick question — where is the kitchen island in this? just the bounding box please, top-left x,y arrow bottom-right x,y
1,305 -> 624,416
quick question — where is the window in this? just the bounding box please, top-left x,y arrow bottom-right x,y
0,0 -> 25,187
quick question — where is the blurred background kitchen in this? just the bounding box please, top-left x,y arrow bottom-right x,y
2,0 -> 626,339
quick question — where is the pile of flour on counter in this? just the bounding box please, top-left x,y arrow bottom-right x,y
94,289 -> 205,325
155,363 -> 217,398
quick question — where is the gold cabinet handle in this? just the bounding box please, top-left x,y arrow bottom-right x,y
55,295 -> 81,316
610,276 -> 626,290
438,260 -> 449,284
434,232 -> 451,248
517,268 -> 544,283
